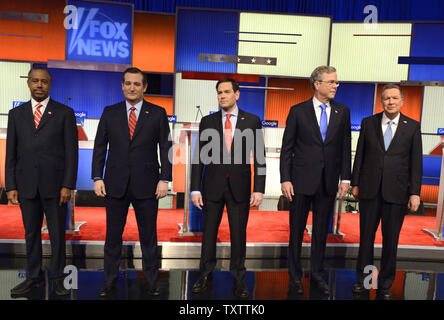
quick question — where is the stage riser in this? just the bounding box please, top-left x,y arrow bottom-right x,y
0,242 -> 443,262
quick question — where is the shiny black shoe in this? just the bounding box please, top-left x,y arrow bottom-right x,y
311,279 -> 330,296
99,281 -> 117,298
192,274 -> 212,294
352,282 -> 369,294
53,280 -> 70,296
376,289 -> 392,300
11,278 -> 44,296
144,281 -> 160,296
233,280 -> 249,299
289,279 -> 304,295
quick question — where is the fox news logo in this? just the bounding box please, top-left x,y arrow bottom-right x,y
65,1 -> 132,64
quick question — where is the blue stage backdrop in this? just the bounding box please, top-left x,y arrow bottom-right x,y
409,23 -> 444,82
175,9 -> 239,73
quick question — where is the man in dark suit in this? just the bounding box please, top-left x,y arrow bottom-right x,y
280,66 -> 351,296
351,84 -> 422,300
5,67 -> 78,297
190,78 -> 266,298
92,67 -> 172,298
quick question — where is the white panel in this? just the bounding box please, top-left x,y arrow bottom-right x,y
404,272 -> 429,300
330,23 -> 411,82
0,61 -> 31,113
421,86 -> 444,134
264,155 -> 282,197
264,127 -> 284,148
422,135 -> 442,155
238,13 -> 331,77
0,114 -> 8,129
82,118 -> 100,141
174,73 -> 219,123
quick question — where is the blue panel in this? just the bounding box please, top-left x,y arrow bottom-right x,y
422,155 -> 442,186
67,0 -> 133,64
47,68 -> 124,119
409,23 -> 444,81
238,77 -> 266,121
334,270 -> 357,300
176,9 -> 239,73
333,83 -> 375,129
77,149 -> 94,190
437,273 -> 444,300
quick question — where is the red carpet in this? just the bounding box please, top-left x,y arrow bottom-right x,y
0,204 -> 442,247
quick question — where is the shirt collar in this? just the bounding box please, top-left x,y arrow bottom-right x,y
382,112 -> 400,125
312,96 -> 330,109
31,96 -> 50,108
125,99 -> 144,112
221,105 -> 239,118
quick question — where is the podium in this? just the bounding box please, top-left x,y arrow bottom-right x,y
42,190 -> 87,234
177,126 -> 203,236
423,137 -> 444,241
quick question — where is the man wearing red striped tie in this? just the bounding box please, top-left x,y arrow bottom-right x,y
5,67 -> 79,297
92,67 -> 172,298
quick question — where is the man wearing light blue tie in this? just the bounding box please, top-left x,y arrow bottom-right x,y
351,84 -> 423,300
280,66 -> 351,296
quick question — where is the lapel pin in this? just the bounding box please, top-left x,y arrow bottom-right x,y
145,111 -> 149,114
403,120 -> 407,124
334,110 -> 338,114
241,117 -> 245,120
48,112 -> 52,115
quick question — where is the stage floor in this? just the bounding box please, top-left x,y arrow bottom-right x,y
0,205 -> 443,261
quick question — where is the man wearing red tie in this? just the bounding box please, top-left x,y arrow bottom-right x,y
5,67 -> 78,297
92,67 -> 172,298
190,78 -> 266,298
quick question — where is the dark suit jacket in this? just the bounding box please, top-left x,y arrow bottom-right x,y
351,112 -> 423,204
91,100 -> 172,199
280,98 -> 351,196
5,99 -> 79,199
191,109 -> 266,203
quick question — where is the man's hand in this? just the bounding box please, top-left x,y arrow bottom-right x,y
156,181 -> 169,200
408,195 -> 421,212
250,192 -> 263,207
191,193 -> 204,210
94,180 -> 107,197
351,186 -> 359,200
7,190 -> 19,205
281,181 -> 294,202
59,187 -> 71,206
337,181 -> 350,200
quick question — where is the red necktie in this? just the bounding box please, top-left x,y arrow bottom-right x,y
34,103 -> 42,128
224,113 -> 232,152
129,106 -> 137,140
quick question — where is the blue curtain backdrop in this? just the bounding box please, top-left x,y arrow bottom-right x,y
113,0 -> 444,21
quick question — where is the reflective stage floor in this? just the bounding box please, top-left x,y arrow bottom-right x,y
1,256 -> 443,301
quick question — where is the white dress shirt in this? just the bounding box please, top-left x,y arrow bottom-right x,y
31,96 -> 50,115
381,112 -> 400,138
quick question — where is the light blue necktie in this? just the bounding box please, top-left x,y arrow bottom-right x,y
384,120 -> 394,151
319,104 -> 328,142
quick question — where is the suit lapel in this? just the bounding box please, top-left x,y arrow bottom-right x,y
373,112 -> 385,151
120,102 -> 131,141
36,99 -> 55,131
387,113 -> 408,152
23,101 -> 36,132
131,101 -> 150,141
324,101 -> 340,144
306,101 -> 323,143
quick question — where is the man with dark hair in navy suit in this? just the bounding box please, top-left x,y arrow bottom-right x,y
92,67 -> 172,298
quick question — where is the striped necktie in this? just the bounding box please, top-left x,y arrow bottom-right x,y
34,103 -> 43,128
129,106 -> 137,140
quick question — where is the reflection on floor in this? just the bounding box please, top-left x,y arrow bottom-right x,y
1,257 -> 443,300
